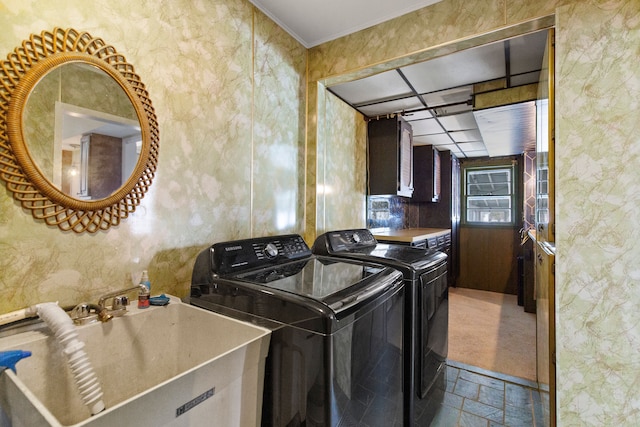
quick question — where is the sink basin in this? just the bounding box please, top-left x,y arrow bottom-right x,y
0,296 -> 270,427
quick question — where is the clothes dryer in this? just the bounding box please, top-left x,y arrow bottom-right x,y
313,229 -> 448,426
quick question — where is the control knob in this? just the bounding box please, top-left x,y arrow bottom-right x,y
264,243 -> 279,258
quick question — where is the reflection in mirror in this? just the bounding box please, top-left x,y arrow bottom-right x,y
23,62 -> 142,201
57,104 -> 141,200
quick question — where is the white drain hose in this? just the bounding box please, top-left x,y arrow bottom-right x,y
36,302 -> 105,415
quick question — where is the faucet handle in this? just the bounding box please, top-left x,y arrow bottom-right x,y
113,296 -> 129,310
70,303 -> 91,320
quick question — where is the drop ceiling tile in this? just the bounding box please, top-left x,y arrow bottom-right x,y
439,144 -> 465,157
437,111 -> 478,131
358,97 -> 424,117
403,110 -> 433,121
449,129 -> 482,143
438,144 -> 461,153
473,101 -> 536,157
413,133 -> 453,146
409,118 -> 444,136
511,71 -> 540,87
509,30 -> 548,75
422,86 -> 473,108
400,42 -> 506,94
457,141 -> 487,151
330,70 -> 412,105
463,149 -> 489,157
432,104 -> 473,117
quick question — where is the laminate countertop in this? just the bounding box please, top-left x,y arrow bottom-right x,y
370,227 -> 450,244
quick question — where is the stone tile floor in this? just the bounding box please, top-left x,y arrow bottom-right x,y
415,361 -> 549,426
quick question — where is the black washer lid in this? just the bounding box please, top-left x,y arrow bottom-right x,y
312,229 -> 447,272
233,256 -> 385,301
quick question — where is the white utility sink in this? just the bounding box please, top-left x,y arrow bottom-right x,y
0,296 -> 270,427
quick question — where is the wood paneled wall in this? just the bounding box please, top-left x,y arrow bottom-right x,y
458,225 -> 520,294
457,155 -> 523,294
88,133 -> 123,199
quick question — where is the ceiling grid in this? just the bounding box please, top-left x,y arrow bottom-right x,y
328,31 -> 548,158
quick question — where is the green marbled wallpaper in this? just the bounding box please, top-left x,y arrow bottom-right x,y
319,91 -> 367,233
555,2 -> 640,425
0,0 -> 306,312
252,9 -> 307,236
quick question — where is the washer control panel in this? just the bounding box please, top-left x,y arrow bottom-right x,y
210,234 -> 311,274
252,235 -> 309,260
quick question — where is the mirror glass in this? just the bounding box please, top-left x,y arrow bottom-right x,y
23,62 -> 142,200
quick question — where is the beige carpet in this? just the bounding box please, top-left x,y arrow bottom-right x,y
448,287 -> 537,382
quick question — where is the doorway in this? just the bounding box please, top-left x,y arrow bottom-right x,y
319,19 -> 555,425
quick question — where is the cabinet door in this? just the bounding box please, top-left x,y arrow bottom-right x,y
450,155 -> 460,286
367,116 -> 413,197
413,145 -> 441,202
398,121 -> 413,197
535,240 -> 556,427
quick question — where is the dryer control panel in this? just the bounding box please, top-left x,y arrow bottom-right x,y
313,229 -> 377,254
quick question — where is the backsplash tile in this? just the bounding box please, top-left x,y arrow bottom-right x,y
366,196 -> 419,230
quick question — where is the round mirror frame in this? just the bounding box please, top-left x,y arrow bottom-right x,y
0,28 -> 159,233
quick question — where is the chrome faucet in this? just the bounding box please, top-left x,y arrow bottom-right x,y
70,284 -> 149,324
96,284 -> 149,322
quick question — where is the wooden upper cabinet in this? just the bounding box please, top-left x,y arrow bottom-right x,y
367,116 -> 413,197
413,145 -> 441,202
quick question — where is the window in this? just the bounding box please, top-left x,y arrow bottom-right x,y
464,165 -> 516,225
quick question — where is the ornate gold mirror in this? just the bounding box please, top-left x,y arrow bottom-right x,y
0,28 -> 159,233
